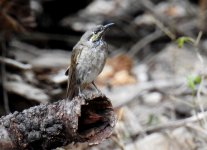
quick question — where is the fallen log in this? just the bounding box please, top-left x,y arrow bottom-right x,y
0,95 -> 116,150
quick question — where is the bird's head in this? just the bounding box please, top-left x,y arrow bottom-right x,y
82,23 -> 114,43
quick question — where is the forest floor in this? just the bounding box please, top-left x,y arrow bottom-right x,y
1,0 -> 207,149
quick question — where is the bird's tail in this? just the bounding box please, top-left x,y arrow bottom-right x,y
65,67 -> 78,100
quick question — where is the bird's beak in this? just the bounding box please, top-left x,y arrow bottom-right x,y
99,23 -> 114,37
103,23 -> 114,30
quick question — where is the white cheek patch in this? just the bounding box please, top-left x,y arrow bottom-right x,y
89,32 -> 94,42
90,33 -> 98,42
89,36 -> 93,42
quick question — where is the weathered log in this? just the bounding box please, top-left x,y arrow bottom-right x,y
0,95 -> 116,150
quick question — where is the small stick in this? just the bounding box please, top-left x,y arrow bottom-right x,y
128,30 -> 164,57
131,111 -> 207,140
0,56 -> 32,70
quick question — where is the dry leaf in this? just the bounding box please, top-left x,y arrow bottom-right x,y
97,54 -> 136,86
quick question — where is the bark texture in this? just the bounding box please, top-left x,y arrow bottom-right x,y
0,95 -> 116,150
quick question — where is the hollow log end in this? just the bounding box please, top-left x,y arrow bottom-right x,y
75,94 -> 116,145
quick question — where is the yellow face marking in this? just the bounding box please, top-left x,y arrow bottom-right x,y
90,32 -> 102,42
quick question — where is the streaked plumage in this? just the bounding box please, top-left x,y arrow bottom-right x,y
66,23 -> 114,100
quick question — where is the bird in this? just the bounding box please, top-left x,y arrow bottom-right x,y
65,23 -> 114,100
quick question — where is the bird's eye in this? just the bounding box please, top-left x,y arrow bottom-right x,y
94,28 -> 101,34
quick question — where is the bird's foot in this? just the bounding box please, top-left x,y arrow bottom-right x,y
78,87 -> 87,99
92,82 -> 103,96
94,87 -> 101,94
79,93 -> 87,99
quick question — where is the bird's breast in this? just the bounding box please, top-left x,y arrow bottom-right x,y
76,41 -> 107,84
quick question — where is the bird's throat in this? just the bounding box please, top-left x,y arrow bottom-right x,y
92,39 -> 103,48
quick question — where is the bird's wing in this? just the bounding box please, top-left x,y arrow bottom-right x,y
98,42 -> 108,75
66,43 -> 83,100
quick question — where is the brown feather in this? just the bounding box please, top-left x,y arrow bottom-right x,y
66,43 -> 83,100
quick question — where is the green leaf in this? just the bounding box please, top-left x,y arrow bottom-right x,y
147,114 -> 159,126
186,75 -> 202,91
194,75 -> 201,85
176,37 -> 194,48
187,76 -> 195,91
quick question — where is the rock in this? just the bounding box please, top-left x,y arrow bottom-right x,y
125,127 -> 195,150
148,44 -> 207,80
142,92 -> 162,105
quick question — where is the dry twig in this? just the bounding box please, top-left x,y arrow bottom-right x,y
0,56 -> 32,70
128,30 -> 164,57
131,111 -> 207,139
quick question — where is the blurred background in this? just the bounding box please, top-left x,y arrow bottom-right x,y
1,0 -> 207,149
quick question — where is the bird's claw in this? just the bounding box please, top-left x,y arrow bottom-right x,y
79,93 -> 87,99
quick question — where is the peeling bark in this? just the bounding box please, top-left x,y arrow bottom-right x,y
0,95 -> 116,150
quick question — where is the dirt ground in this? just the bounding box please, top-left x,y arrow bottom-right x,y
1,0 -> 207,149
